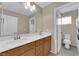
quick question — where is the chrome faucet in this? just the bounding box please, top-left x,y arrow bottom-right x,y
14,32 -> 20,40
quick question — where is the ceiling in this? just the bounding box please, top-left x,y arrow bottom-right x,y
1,2 -> 52,16
35,2 -> 52,8
59,3 -> 79,13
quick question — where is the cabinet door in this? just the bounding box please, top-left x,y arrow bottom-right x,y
20,42 -> 35,53
43,38 -> 51,56
36,45 -> 43,56
21,48 -> 35,56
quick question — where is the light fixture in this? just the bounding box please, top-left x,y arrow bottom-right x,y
23,2 -> 36,12
24,2 -> 31,9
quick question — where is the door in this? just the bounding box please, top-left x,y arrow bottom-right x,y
56,10 -> 62,53
29,17 -> 36,33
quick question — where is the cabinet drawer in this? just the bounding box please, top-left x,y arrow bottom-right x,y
36,39 -> 43,46
21,42 -> 35,52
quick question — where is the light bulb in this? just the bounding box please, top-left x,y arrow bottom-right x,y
24,2 -> 31,9
30,7 -> 33,11
32,5 -> 36,10
30,5 -> 36,11
24,3 -> 28,9
27,2 -> 31,7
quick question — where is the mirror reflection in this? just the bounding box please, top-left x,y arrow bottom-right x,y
0,2 -> 42,36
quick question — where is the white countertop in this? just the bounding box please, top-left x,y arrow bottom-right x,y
0,32 -> 51,53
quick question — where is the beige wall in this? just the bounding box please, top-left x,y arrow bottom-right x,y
42,2 -> 68,53
62,10 -> 78,46
0,9 -> 29,33
42,2 -> 68,32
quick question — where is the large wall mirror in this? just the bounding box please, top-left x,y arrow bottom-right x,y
0,2 -> 39,37
0,2 -> 42,37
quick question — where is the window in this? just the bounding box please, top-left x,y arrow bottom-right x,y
58,16 -> 72,25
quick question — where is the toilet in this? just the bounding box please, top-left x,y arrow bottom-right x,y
63,34 -> 71,49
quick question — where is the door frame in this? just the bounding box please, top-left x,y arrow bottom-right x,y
29,16 -> 36,33
53,2 -> 79,54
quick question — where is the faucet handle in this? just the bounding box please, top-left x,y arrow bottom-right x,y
17,33 -> 21,39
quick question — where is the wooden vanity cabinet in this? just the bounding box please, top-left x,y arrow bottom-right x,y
0,36 -> 51,56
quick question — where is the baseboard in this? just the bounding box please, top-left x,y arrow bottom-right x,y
50,50 -> 57,54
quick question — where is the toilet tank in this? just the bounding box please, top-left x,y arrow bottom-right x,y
64,34 -> 71,39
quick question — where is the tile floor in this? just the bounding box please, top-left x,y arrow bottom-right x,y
49,45 -> 79,56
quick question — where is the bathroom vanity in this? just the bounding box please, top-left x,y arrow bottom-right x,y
0,32 -> 51,56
